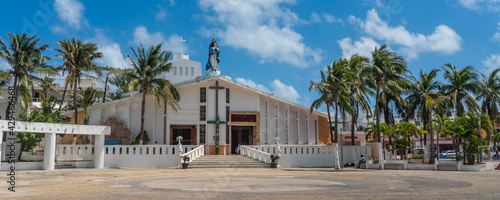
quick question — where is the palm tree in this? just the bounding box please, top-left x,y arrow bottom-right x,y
108,70 -> 135,100
310,71 -> 335,148
406,69 -> 441,163
366,44 -> 407,168
345,54 -> 373,146
395,122 -> 418,160
0,32 -> 48,113
78,87 -> 97,124
102,66 -> 129,103
441,64 -> 480,117
125,43 -> 180,145
54,38 -> 103,144
476,68 -> 500,158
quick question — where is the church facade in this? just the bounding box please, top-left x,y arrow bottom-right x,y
80,48 -> 330,155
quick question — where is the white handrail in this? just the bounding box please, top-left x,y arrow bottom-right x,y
241,145 -> 271,163
178,145 -> 204,169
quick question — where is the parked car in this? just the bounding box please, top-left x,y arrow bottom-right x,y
441,150 -> 456,159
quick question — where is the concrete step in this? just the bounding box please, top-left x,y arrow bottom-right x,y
55,163 -> 75,169
189,155 -> 270,168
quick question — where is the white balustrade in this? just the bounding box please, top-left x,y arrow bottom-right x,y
56,145 -> 198,168
178,145 -> 205,168
244,145 -> 370,167
241,145 -> 271,163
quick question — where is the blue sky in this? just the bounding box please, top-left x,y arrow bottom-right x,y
1,0 -> 500,111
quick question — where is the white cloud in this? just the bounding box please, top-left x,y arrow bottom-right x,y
323,13 -> 342,24
271,79 -> 299,103
338,37 -> 380,59
458,0 -> 500,12
482,54 -> 500,73
198,0 -> 322,68
310,12 -> 342,24
168,0 -> 175,6
155,5 -> 167,21
235,78 -> 300,104
87,30 -> 130,69
492,22 -> 500,42
131,26 -> 187,54
0,59 -> 10,71
235,78 -> 271,93
351,9 -> 462,60
53,0 -> 87,30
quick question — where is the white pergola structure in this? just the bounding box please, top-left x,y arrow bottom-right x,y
0,120 -> 110,170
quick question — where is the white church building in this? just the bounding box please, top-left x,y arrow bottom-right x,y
77,51 -> 332,155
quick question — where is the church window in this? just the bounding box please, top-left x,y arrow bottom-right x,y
174,67 -> 177,75
191,67 -> 194,76
200,106 -> 206,121
285,109 -> 288,143
226,106 -> 230,121
185,67 -> 188,75
305,115 -> 309,144
265,101 -> 268,144
179,67 -> 182,75
226,88 -> 230,103
200,88 -> 206,103
200,125 -> 206,144
276,105 -> 278,138
295,111 -> 299,144
226,125 -> 230,144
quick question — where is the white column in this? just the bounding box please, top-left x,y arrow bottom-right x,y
43,132 -> 56,170
94,134 -> 105,168
0,131 -> 3,166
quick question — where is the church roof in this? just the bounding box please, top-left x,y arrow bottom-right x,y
63,75 -> 327,117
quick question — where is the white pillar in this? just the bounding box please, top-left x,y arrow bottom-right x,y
43,132 -> 56,170
94,134 -> 105,169
0,131 -> 3,167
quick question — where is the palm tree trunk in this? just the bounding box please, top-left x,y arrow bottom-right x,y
334,97 -> 340,169
429,112 -> 435,164
58,78 -> 69,112
326,103 -> 334,146
103,75 -> 108,103
72,77 -> 78,145
351,101 -> 356,146
6,76 -> 19,118
375,84 -> 383,169
139,90 -> 147,145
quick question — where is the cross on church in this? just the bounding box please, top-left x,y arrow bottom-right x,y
207,80 -> 227,154
177,36 -> 186,54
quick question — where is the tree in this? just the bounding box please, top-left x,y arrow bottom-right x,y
108,68 -> 135,100
310,70 -> 335,149
78,87 -> 97,124
102,66 -> 129,103
125,43 -> 180,145
406,69 -> 441,163
345,54 -> 373,146
367,44 -> 407,168
310,58 -> 350,169
0,32 -> 48,113
17,92 -> 69,152
441,64 -> 480,117
476,68 -> 500,158
54,38 -> 103,145
455,112 -> 493,164
395,122 -> 418,160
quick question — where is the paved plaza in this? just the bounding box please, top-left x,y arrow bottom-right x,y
1,167 -> 499,199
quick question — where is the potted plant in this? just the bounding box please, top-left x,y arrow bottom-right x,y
270,154 -> 280,168
181,155 -> 190,169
